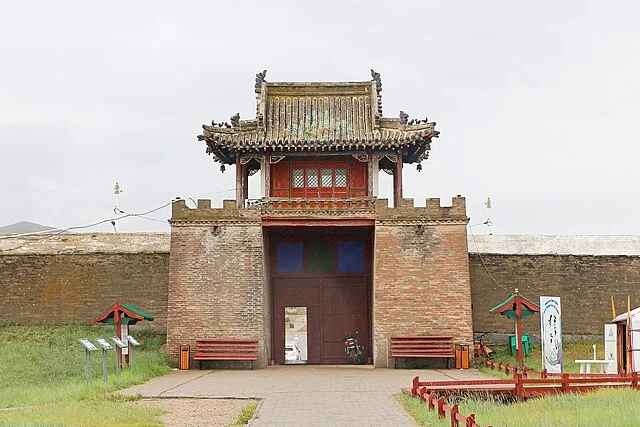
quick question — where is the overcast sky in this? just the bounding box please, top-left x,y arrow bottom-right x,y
1,1 -> 638,235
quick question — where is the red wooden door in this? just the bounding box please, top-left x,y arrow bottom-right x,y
321,277 -> 369,364
273,277 -> 370,365
273,278 -> 322,364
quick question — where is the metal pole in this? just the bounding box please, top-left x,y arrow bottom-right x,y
85,348 -> 92,384
130,344 -> 136,372
102,348 -> 109,382
115,346 -> 121,374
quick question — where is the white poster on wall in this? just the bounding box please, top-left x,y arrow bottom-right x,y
604,324 -> 617,374
540,296 -> 562,374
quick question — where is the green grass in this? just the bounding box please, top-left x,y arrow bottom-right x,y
479,339 -> 606,375
399,388 -> 640,427
402,339 -> 640,426
232,401 -> 258,426
0,324 -> 172,425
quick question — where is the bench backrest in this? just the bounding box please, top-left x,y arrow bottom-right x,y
195,339 -> 259,356
390,336 -> 455,355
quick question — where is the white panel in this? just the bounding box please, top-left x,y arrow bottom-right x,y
540,296 -> 562,374
604,324 -> 617,374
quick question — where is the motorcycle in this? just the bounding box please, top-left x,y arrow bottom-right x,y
343,331 -> 365,364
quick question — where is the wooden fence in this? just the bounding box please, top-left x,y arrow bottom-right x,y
402,385 -> 483,427
411,372 -> 640,400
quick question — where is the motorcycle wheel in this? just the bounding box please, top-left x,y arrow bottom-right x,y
349,348 -> 364,365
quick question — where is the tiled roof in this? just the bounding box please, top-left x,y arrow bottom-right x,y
198,71 -> 437,163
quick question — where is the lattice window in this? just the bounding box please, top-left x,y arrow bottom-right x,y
321,169 -> 332,187
335,168 -> 347,187
306,169 -> 318,187
292,169 -> 304,188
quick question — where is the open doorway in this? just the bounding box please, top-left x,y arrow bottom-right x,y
284,306 -> 308,364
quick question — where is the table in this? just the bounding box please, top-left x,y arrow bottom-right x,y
574,359 -> 612,373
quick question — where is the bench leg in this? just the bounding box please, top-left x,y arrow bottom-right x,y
199,360 -> 202,370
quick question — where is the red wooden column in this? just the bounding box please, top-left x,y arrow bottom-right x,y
242,163 -> 249,202
393,153 -> 403,207
236,155 -> 244,208
367,153 -> 374,197
264,154 -> 271,198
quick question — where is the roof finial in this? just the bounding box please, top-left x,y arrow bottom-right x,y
399,110 -> 408,125
230,113 -> 240,127
370,69 -> 382,93
255,69 -> 267,88
515,288 -> 519,295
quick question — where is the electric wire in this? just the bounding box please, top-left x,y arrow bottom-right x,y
1,187 -> 237,242
467,224 -> 512,294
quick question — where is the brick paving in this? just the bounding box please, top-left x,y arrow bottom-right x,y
122,366 -> 492,426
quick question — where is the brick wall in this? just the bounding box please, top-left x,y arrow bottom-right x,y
372,198 -> 473,367
167,200 -> 268,367
0,253 -> 168,326
470,254 -> 640,335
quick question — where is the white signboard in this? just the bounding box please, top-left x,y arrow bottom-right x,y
111,336 -> 127,348
604,324 -> 617,374
79,339 -> 98,351
121,324 -> 129,355
95,338 -> 113,350
540,296 -> 562,373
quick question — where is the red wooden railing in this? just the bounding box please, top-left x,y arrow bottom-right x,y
411,372 -> 639,400
402,383 -> 484,427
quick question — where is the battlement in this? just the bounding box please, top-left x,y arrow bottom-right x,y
375,196 -> 468,223
170,199 -> 261,223
171,195 -> 467,224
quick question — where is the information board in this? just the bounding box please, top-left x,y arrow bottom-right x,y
79,339 -> 98,351
95,338 -> 113,350
111,336 -> 127,348
540,296 -> 562,374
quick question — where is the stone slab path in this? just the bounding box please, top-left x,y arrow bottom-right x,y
122,365 -> 491,426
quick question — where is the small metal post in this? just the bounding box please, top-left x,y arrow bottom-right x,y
125,336 -> 140,372
115,348 -> 122,374
102,347 -> 109,382
130,344 -> 136,372
85,348 -> 92,384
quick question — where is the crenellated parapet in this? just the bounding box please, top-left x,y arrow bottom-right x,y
169,199 -> 261,226
375,196 -> 468,225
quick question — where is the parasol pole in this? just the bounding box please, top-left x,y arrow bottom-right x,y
515,288 -> 524,367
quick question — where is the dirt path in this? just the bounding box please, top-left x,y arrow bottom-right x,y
132,398 -> 255,427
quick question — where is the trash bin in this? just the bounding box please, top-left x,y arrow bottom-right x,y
455,344 -> 470,369
179,345 -> 190,370
509,334 -> 531,357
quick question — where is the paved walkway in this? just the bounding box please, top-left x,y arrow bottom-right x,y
122,366 -> 491,426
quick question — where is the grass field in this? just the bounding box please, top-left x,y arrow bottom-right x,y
479,339 -> 607,373
0,323 -> 171,426
399,388 -> 640,427
400,339 -> 640,426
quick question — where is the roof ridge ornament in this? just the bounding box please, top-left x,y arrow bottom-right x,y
230,113 -> 240,128
371,69 -> 383,121
255,69 -> 267,88
370,69 -> 381,93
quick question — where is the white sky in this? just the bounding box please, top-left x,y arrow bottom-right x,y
1,1 -> 638,235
